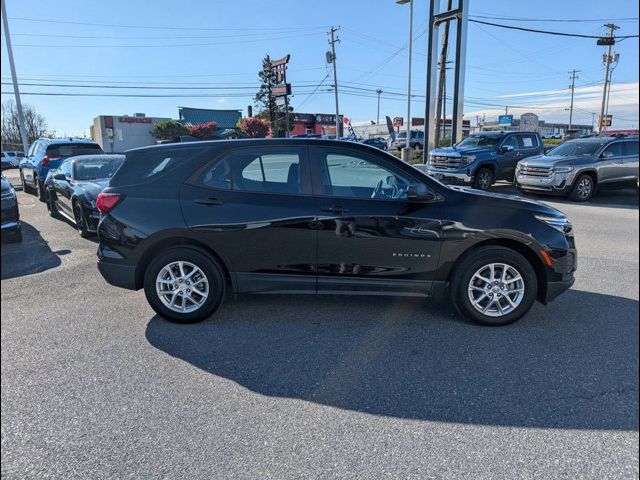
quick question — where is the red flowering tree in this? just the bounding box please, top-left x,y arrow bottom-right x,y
238,117 -> 270,138
189,121 -> 218,140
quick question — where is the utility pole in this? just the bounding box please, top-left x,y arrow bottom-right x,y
328,26 -> 341,138
505,106 -> 508,115
395,0 -> 414,159
568,69 -> 580,130
599,23 -> 619,134
435,0 -> 453,147
1,0 -> 30,154
376,89 -> 383,125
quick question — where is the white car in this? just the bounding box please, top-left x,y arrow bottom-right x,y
1,151 -> 21,168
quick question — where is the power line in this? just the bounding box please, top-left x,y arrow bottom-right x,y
469,19 -> 638,39
470,14 -> 639,23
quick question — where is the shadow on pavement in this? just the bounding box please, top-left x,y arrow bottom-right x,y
146,289 -> 639,431
491,183 -> 639,210
1,221 -> 63,279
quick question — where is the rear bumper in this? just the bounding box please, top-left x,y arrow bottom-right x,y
97,259 -> 138,290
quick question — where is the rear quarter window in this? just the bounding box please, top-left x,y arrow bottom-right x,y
111,146 -> 207,186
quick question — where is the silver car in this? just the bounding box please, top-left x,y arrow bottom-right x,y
515,136 -> 639,201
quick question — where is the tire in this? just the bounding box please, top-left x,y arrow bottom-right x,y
569,173 -> 595,202
473,167 -> 494,191
451,246 -> 538,326
20,170 -> 34,194
73,201 -> 90,238
143,247 -> 226,324
47,191 -> 59,218
35,177 -> 46,202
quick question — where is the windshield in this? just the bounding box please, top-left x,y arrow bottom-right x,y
548,140 -> 608,156
74,157 -> 124,180
455,135 -> 501,149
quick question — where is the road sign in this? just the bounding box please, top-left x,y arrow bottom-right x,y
271,84 -> 291,97
599,115 -> 613,127
498,114 -> 513,126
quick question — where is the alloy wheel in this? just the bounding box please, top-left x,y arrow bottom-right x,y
576,177 -> 593,200
467,263 -> 525,317
477,171 -> 492,190
156,261 -> 209,313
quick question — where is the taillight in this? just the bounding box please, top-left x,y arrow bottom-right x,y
41,155 -> 61,167
96,192 -> 122,214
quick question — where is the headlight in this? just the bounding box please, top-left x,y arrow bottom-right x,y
1,188 -> 16,200
460,155 -> 476,166
554,166 -> 573,173
535,214 -> 572,234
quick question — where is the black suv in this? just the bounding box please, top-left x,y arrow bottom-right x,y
96,139 -> 576,326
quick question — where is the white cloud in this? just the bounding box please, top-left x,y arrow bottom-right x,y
217,98 -> 227,104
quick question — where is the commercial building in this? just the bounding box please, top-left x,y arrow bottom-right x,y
291,113 -> 344,136
478,112 -> 593,137
90,113 -> 171,153
351,118 -> 470,140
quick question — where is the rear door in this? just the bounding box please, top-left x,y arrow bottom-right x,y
180,145 -> 319,294
310,146 -> 442,296
622,140 -> 639,183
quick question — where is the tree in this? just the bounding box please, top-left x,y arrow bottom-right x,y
1,100 -> 49,151
238,117 -> 270,138
189,121 -> 218,140
151,120 -> 189,141
254,55 -> 293,138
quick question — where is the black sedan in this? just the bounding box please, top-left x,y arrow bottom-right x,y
45,154 -> 124,237
1,174 -> 21,242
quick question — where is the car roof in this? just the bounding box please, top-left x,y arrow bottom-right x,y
125,138 -> 390,155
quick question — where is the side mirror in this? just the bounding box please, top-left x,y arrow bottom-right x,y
499,145 -> 515,154
407,183 -> 435,202
53,173 -> 66,180
600,150 -> 614,159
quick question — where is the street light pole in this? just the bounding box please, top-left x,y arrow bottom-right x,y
376,89 -> 383,125
396,0 -> 413,160
1,0 -> 30,154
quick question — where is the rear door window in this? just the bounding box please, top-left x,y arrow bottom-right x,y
518,134 -> 538,149
623,141 -> 639,156
113,147 -> 207,186
46,143 -> 103,158
602,142 -> 624,158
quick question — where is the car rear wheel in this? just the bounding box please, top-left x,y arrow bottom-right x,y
143,247 -> 225,323
47,191 -> 59,218
473,168 -> 494,191
569,174 -> 595,202
451,246 -> 538,326
35,177 -> 46,202
73,202 -> 90,238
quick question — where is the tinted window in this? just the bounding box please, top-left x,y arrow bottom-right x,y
199,148 -> 304,194
46,143 -> 103,158
74,156 -> 124,181
501,136 -> 518,149
623,141 -> 639,156
548,140 -> 608,156
456,134 -> 501,149
602,142 -> 624,157
518,134 -> 538,148
319,151 -> 411,200
114,147 -> 206,186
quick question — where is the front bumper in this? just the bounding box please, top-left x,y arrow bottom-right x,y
515,171 -> 576,195
543,274 -> 575,303
426,167 -> 473,184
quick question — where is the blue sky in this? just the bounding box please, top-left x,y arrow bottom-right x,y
1,0 -> 638,136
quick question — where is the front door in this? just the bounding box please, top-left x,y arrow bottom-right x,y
497,135 -> 520,180
180,145 -> 318,294
310,146 -> 442,296
597,141 -> 625,185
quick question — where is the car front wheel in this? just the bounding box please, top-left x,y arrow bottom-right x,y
143,247 -> 226,323
569,174 -> 595,202
451,246 -> 538,326
473,168 -> 494,190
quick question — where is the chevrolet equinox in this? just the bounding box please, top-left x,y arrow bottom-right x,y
96,139 -> 577,326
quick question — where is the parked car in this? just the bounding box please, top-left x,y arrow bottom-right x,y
1,174 -> 21,242
45,154 -> 124,237
562,129 -> 580,141
426,131 -> 544,190
390,130 -> 424,150
96,139 -> 576,326
361,137 -> 388,150
515,135 -> 639,201
1,151 -> 20,168
19,138 -> 104,202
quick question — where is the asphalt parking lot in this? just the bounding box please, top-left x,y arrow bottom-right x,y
1,168 -> 638,479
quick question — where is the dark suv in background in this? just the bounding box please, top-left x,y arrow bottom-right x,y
96,139 -> 576,327
516,135 -> 639,201
427,131 -> 544,190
